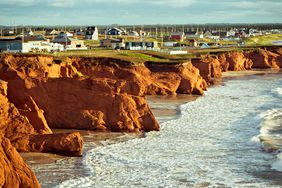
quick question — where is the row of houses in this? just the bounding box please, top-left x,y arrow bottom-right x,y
0,36 -> 64,53
100,38 -> 159,50
169,28 -> 280,42
0,31 -> 88,53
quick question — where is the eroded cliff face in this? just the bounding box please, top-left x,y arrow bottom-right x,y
0,80 -> 83,156
0,47 -> 281,186
192,48 -> 282,81
191,56 -> 222,83
0,55 -> 207,132
245,48 -> 282,69
0,135 -> 40,188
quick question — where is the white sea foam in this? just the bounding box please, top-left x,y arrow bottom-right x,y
259,108 -> 282,120
250,136 -> 261,147
273,87 -> 282,96
271,153 -> 282,172
58,73 -> 282,188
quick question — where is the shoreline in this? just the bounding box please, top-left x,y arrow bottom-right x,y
21,69 -> 281,187
1,46 -> 282,187
21,94 -> 198,187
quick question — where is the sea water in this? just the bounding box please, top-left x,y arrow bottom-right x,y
57,70 -> 282,188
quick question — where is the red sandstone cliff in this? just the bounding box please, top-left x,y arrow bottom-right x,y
0,80 -> 83,156
0,47 -> 281,186
222,52 -> 253,71
245,48 -> 282,69
0,135 -> 40,188
0,54 -> 207,132
191,56 -> 222,83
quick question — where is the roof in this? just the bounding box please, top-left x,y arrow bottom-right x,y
53,37 -> 81,43
15,35 -> 46,42
106,27 -> 126,33
0,38 -> 21,42
86,26 -> 97,31
185,31 -> 197,35
212,31 -> 227,36
171,32 -> 184,36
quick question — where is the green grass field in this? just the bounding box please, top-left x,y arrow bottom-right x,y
245,33 -> 282,46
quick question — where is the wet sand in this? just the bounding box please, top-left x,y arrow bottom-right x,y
21,94 -> 198,188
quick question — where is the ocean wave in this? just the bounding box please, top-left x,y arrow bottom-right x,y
271,153 -> 282,172
253,108 -> 282,153
272,87 -> 282,97
259,108 -> 282,120
57,73 -> 282,187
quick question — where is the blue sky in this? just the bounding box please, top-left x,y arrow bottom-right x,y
0,0 -> 282,25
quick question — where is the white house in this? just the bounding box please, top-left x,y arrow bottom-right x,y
125,41 -> 159,50
105,27 -> 126,35
21,35 -> 65,52
85,26 -> 99,40
53,34 -> 87,50
227,29 -> 236,37
128,31 -> 139,37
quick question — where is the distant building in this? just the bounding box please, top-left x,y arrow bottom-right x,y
0,35 -> 64,53
0,38 -> 22,52
100,38 -> 125,49
185,31 -> 203,39
227,29 -> 236,37
53,32 -> 87,50
235,30 -> 248,38
20,35 -> 64,52
85,26 -> 99,40
105,27 -> 126,36
249,29 -> 262,37
23,28 -> 34,36
125,41 -> 159,50
200,43 -> 210,49
170,32 -> 185,41
50,29 -> 60,35
188,39 -> 198,47
163,42 -> 178,47
203,30 -> 212,38
128,31 -> 139,37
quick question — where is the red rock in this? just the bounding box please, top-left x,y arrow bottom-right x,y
0,79 -> 83,156
245,49 -> 280,69
218,54 -> 229,72
0,135 -> 40,188
27,132 -> 83,156
225,52 -> 253,71
191,56 -> 222,83
0,54 -> 207,132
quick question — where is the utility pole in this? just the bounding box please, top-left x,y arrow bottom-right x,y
160,27 -> 163,48
155,27 -> 158,40
21,28 -> 24,52
133,25 -> 135,41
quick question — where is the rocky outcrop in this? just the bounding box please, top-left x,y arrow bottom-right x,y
0,79 -> 83,156
191,56 -> 222,83
218,54 -> 229,72
224,52 -> 253,71
0,135 -> 40,188
0,54 -> 207,132
245,48 -> 282,69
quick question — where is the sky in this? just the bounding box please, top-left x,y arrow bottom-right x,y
0,0 -> 282,25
